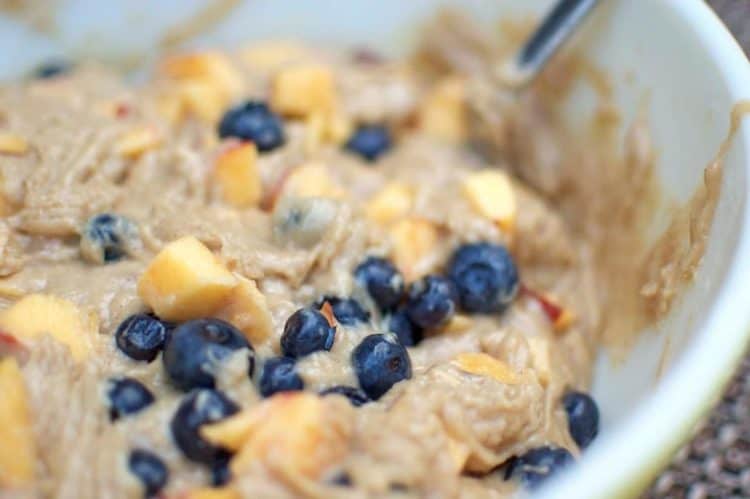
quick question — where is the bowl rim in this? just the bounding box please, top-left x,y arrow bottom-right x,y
538,1 -> 750,497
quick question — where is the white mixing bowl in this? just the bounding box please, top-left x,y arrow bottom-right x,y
2,1 -> 749,497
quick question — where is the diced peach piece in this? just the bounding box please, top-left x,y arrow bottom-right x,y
178,80 -> 226,123
453,352 -> 520,384
442,314 -> 473,334
0,294 -> 97,361
325,112 -> 353,145
114,126 -> 162,159
240,41 -> 311,70
161,51 -> 242,98
419,77 -> 467,142
214,275 -> 273,346
228,393 -> 352,479
201,409 -> 256,452
271,63 -> 336,118
522,286 -> 576,333
0,358 -> 34,488
183,487 -> 240,499
526,337 -> 552,386
0,133 -> 29,156
318,301 -> 337,327
284,163 -> 346,200
137,236 -> 237,322
304,111 -> 353,153
365,183 -> 413,225
389,218 -> 438,281
156,92 -> 186,125
462,170 -> 516,231
213,142 -> 262,207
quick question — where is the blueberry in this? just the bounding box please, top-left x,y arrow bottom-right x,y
352,333 -> 412,400
315,296 -> 370,326
504,446 -> 574,489
106,377 -> 154,421
80,213 -> 139,264
447,243 -> 519,314
386,309 -> 423,347
33,60 -> 72,79
258,357 -> 304,397
217,100 -> 285,152
344,125 -> 392,161
330,471 -> 352,486
163,318 -> 254,392
115,313 -> 169,362
320,385 -> 370,407
170,389 -> 239,464
211,456 -> 232,487
280,308 -> 336,358
563,391 -> 599,449
128,449 -> 169,497
405,275 -> 458,329
354,257 -> 404,311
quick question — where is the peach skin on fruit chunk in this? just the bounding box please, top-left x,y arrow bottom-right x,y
0,357 -> 35,488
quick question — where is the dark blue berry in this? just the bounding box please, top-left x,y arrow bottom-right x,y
315,296 -> 370,326
447,243 -> 519,314
563,391 -> 599,449
386,309 -> 423,347
107,377 -> 154,421
80,213 -> 139,264
128,449 -> 169,497
504,446 -> 574,489
170,389 -> 238,464
405,275 -> 458,329
352,333 -> 412,400
218,100 -> 285,152
320,385 -> 370,407
33,60 -> 72,79
259,357 -> 304,397
280,308 -> 336,358
162,318 -> 254,392
115,313 -> 168,362
345,125 -> 392,161
211,456 -> 232,487
354,257 -> 404,311
330,471 -> 352,486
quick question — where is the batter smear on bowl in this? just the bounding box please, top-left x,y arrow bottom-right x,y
0,12 -> 721,499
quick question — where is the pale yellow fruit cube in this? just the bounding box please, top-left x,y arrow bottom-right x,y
114,126 -> 162,159
304,111 -> 353,153
462,170 -> 516,231
0,133 -> 29,156
365,183 -> 413,225
161,51 -> 242,98
0,358 -> 34,488
201,408 -> 256,452
442,314 -> 474,334
284,163 -> 346,200
526,338 -> 552,385
240,41 -> 311,71
420,77 -> 467,142
185,488 -> 240,499
178,80 -> 226,123
137,236 -> 237,322
156,92 -> 185,125
214,143 -> 262,207
453,352 -> 520,384
214,275 -> 273,346
271,63 -> 336,118
389,218 -> 439,281
0,294 -> 97,361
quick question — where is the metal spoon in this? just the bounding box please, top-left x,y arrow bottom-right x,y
498,0 -> 603,89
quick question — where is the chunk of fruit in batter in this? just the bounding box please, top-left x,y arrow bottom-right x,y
0,294 -> 97,361
389,218 -> 438,281
214,275 -> 273,346
271,63 -> 336,117
355,256 -> 405,312
453,352 -> 520,384
562,391 -> 599,449
314,296 -> 370,326
0,133 -> 29,155
213,142 -> 262,207
128,449 -> 169,497
304,111 -> 353,153
419,77 -> 467,142
405,276 -> 457,329
281,307 -> 336,358
284,162 -> 346,200
226,393 -> 353,478
0,357 -> 35,488
523,287 -> 575,332
137,236 -> 238,322
80,213 -> 140,264
462,170 -> 516,231
106,377 -> 155,421
344,124 -> 392,162
365,182 -> 413,225
218,100 -> 286,152
114,126 -> 162,159
352,333 -> 412,400
179,80 -> 226,123
258,357 -> 304,398
161,51 -> 242,99
171,389 -> 239,464
504,446 -> 574,489
184,486 -> 240,499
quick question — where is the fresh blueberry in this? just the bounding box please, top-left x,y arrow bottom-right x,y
106,377 -> 154,421
405,275 -> 458,329
315,296 -> 370,326
80,213 -> 139,264
128,449 -> 169,497
211,456 -> 232,487
170,389 -> 239,464
280,308 -> 336,358
386,309 -> 423,347
504,446 -> 574,489
33,60 -> 72,79
563,391 -> 599,449
447,243 -> 519,314
352,333 -> 412,400
162,318 -> 254,392
217,100 -> 285,152
344,125 -> 392,161
115,313 -> 169,362
354,257 -> 404,311
320,385 -> 371,407
258,357 -> 304,397
330,471 -> 352,486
